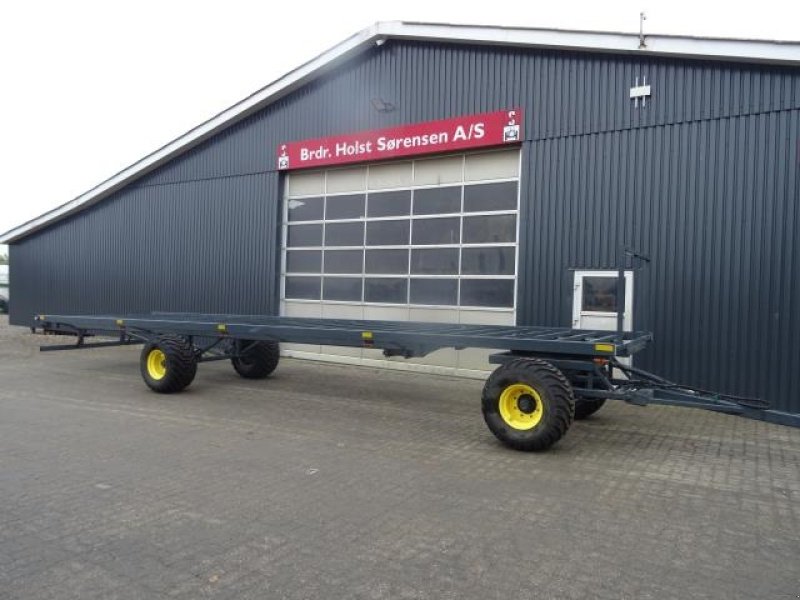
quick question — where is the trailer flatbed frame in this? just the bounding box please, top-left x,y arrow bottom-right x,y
32,312 -> 798,450
34,312 -> 652,358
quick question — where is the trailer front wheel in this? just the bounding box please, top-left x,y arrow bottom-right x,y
140,335 -> 197,393
482,359 -> 575,451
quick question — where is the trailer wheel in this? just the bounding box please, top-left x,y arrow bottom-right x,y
482,358 -> 575,451
231,340 -> 280,379
140,335 -> 197,393
574,398 -> 606,420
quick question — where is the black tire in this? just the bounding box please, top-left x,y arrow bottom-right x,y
482,358 -> 575,451
140,335 -> 197,393
574,398 -> 606,420
231,340 -> 280,379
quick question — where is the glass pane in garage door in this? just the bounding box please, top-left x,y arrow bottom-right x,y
461,279 -> 515,307
365,249 -> 408,274
412,218 -> 460,245
410,279 -> 458,305
368,190 -> 411,217
366,220 -> 410,246
410,248 -> 459,274
287,196 -> 324,221
324,250 -> 362,274
365,278 -> 407,303
461,247 -> 515,275
323,277 -> 362,301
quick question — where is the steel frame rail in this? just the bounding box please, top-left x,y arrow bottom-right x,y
34,312 -> 652,359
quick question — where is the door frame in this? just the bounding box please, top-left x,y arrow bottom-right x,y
571,270 -> 634,331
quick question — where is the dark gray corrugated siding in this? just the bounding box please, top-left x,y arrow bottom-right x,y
518,108 -> 800,413
136,43 -> 800,187
10,173 -> 281,317
9,40 -> 800,413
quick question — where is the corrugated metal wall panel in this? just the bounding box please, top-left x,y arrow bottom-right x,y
518,108 -> 799,413
138,42 -> 800,188
8,39 -> 800,414
11,173 -> 281,318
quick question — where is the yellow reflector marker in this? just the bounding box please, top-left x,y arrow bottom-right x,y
594,343 -> 615,353
217,324 -> 227,333
361,331 -> 373,340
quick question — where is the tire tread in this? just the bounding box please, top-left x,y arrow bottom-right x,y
231,341 -> 280,379
140,335 -> 197,393
481,358 -> 575,451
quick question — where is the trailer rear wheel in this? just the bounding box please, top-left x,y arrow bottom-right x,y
140,335 -> 197,393
482,358 -> 575,451
231,340 -> 280,379
574,398 -> 606,419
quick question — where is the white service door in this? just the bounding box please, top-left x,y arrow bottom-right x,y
572,270 -> 633,367
572,270 -> 633,331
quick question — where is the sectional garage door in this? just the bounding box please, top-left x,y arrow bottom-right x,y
281,148 -> 520,373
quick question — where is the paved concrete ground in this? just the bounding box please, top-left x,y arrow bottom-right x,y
1,315 -> 799,599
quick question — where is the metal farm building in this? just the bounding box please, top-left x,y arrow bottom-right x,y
2,22 -> 799,415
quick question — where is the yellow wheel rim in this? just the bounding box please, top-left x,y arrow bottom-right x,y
498,383 -> 544,430
146,349 -> 167,380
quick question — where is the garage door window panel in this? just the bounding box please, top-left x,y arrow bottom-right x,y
288,224 -> 323,247
464,182 -> 517,212
463,215 -> 516,244
410,279 -> 458,306
323,277 -> 363,301
366,220 -> 410,246
365,249 -> 409,274
412,217 -> 460,245
461,279 -> 515,307
287,196 -> 324,222
285,276 -> 321,300
286,250 -> 322,273
411,248 -> 459,275
368,190 -> 411,217
461,247 -> 515,275
324,250 -> 363,274
365,278 -> 408,303
325,222 -> 364,247
413,186 -> 461,215
326,194 -> 365,220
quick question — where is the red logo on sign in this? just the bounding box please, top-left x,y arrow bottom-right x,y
277,108 -> 523,170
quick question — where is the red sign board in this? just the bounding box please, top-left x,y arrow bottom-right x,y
277,108 -> 523,171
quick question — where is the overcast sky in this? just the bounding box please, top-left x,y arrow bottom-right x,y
1,0 -> 798,252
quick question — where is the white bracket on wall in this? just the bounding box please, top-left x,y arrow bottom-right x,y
630,76 -> 651,108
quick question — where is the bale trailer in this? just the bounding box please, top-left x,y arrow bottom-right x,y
32,312 -> 796,450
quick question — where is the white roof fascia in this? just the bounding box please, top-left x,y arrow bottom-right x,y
382,21 -> 800,64
2,21 -> 798,244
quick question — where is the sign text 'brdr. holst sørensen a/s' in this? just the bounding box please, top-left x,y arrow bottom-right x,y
277,109 -> 523,170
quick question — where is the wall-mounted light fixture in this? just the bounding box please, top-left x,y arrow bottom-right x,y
371,97 -> 396,113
